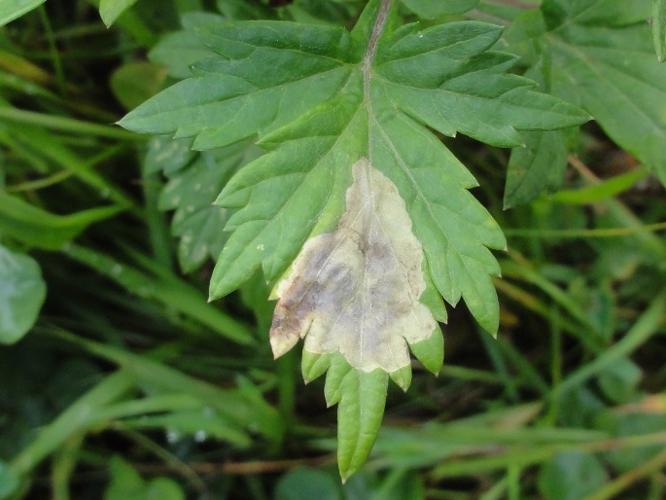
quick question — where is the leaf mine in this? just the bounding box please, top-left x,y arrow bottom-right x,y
269,158 -> 436,373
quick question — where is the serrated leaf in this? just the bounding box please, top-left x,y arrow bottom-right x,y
99,0 -> 140,27
148,16 -> 218,79
0,244 -> 45,345
144,136 -> 197,177
409,327 -> 444,375
120,0 -> 588,477
301,349 -> 331,384
156,141 -> 255,273
324,354 -> 352,407
336,365 -> 388,481
524,0 -> 666,186
655,0 -> 666,62
504,130 -> 569,208
0,0 -> 45,27
503,62 -> 574,208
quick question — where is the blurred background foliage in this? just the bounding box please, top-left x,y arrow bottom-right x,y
0,0 -> 665,499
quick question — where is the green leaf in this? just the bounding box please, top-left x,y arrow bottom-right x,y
120,0 -> 588,476
216,0 -> 273,20
524,0 -> 666,186
63,244 -> 255,345
596,357 -> 642,404
401,0 -> 479,19
0,0 -> 45,27
275,468 -> 342,500
550,167 -> 649,205
542,0 -> 652,27
0,244 -> 46,345
104,456 -> 184,500
110,62 -> 167,111
655,0 -> 666,62
409,327 -> 444,375
335,364 -> 388,481
148,15 -> 218,79
155,140 -> 257,273
537,451 -> 608,500
99,0 -> 140,27
504,130 -> 569,208
0,460 -> 19,498
0,192 -> 123,250
503,60 -> 575,208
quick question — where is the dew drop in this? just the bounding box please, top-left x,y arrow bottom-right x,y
166,429 -> 181,443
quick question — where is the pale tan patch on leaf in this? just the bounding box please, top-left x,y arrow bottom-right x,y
270,158 -> 436,373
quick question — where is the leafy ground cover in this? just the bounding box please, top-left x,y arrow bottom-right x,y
1,1 -> 665,499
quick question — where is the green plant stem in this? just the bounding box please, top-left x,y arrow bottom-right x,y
552,290 -> 666,400
431,431 -> 666,479
62,244 -> 255,344
51,433 -> 84,500
0,108 -> 140,141
501,257 -> 602,348
49,328 -> 282,442
38,5 -> 65,95
7,170 -> 73,192
505,222 -> 666,239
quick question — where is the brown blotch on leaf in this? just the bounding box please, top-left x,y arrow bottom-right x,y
270,158 -> 436,373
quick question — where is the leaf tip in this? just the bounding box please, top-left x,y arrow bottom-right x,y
389,365 -> 412,392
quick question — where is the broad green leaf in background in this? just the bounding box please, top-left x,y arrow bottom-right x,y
0,0 -> 45,27
596,357 -> 642,404
655,0 -> 666,61
277,0 -> 365,25
0,244 -> 46,344
99,0 -> 139,27
110,62 -> 166,110
148,15 -> 218,79
0,461 -> 18,498
504,130 -> 569,208
503,63 -> 576,208
275,468 -> 341,500
508,0 -> 666,191
104,456 -> 184,500
538,451 -> 608,500
120,0 -> 587,478
215,0 -> 272,20
401,0 -> 479,19
275,467 -> 424,500
156,141 -> 258,273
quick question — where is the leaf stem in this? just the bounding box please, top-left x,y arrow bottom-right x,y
362,0 -> 392,109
